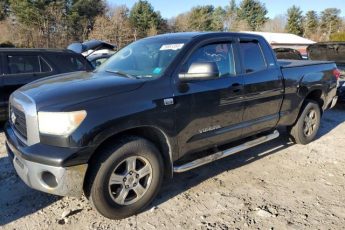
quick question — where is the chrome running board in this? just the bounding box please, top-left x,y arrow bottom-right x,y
173,130 -> 279,173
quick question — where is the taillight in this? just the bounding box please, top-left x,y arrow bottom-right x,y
333,68 -> 341,80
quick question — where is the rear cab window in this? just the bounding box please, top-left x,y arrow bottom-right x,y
239,40 -> 267,73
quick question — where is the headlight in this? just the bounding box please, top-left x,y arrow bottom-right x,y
38,111 -> 87,135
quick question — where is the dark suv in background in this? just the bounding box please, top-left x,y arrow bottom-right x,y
307,42 -> 345,102
0,48 -> 93,120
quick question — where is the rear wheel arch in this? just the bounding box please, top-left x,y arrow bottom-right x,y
304,89 -> 325,111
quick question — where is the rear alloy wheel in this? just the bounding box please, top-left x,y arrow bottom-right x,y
88,137 -> 163,219
289,100 -> 321,145
303,109 -> 318,137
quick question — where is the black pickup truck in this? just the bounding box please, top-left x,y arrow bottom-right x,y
5,32 -> 338,219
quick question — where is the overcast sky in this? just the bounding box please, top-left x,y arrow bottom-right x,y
107,0 -> 345,19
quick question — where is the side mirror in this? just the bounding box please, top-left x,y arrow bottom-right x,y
179,61 -> 219,82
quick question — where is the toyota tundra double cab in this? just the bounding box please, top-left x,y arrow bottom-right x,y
5,32 -> 338,219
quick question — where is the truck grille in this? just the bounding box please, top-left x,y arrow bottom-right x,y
11,106 -> 27,140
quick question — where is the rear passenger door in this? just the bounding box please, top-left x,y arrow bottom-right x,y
2,52 -> 55,105
238,38 -> 284,137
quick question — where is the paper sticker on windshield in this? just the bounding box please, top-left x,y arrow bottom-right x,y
160,43 -> 184,51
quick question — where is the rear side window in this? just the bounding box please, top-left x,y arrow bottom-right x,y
7,55 -> 52,74
7,55 -> 40,74
239,41 -> 267,73
50,54 -> 89,73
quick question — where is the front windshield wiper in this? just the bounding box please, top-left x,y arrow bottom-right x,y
105,70 -> 139,79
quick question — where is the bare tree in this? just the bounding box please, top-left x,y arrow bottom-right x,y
89,5 -> 136,49
170,13 -> 190,32
262,15 -> 287,33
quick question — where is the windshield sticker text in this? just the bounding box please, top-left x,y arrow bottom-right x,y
160,43 -> 184,51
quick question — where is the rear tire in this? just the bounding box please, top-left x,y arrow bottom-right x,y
289,100 -> 321,145
87,136 -> 164,219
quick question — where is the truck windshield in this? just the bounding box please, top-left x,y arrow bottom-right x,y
98,38 -> 188,79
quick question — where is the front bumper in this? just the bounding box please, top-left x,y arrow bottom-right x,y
5,123 -> 88,197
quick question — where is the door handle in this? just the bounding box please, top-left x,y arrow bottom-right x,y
231,83 -> 243,93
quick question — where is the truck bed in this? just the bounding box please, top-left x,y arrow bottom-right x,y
278,59 -> 334,68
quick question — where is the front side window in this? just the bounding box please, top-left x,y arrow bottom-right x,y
183,42 -> 236,77
98,38 -> 189,79
239,41 -> 267,73
7,55 -> 40,74
52,55 -> 89,73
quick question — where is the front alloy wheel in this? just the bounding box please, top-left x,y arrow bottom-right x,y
108,156 -> 153,205
87,137 -> 163,219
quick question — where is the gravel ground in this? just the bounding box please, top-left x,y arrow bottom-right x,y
1,105 -> 345,230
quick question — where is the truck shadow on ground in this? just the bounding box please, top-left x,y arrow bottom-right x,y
0,122 -> 5,133
0,155 -> 62,226
150,107 -> 345,212
316,103 -> 345,138
152,129 -> 293,210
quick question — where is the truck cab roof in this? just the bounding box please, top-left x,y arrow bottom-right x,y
145,31 -> 266,40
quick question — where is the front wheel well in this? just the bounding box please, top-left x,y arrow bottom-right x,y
84,126 -> 173,191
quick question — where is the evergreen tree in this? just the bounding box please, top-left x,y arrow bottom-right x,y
129,0 -> 165,38
187,5 -> 215,31
211,6 -> 226,31
68,0 -> 106,40
304,11 -> 319,38
286,5 -> 304,36
237,0 -> 268,31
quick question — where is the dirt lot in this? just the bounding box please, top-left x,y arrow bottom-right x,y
1,105 -> 345,230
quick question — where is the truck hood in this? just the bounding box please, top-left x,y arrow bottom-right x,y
307,42 -> 345,64
17,71 -> 144,110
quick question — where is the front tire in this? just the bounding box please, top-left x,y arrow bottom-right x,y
88,136 -> 163,219
289,100 -> 321,145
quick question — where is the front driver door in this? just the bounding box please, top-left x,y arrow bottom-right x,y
173,39 -> 245,158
